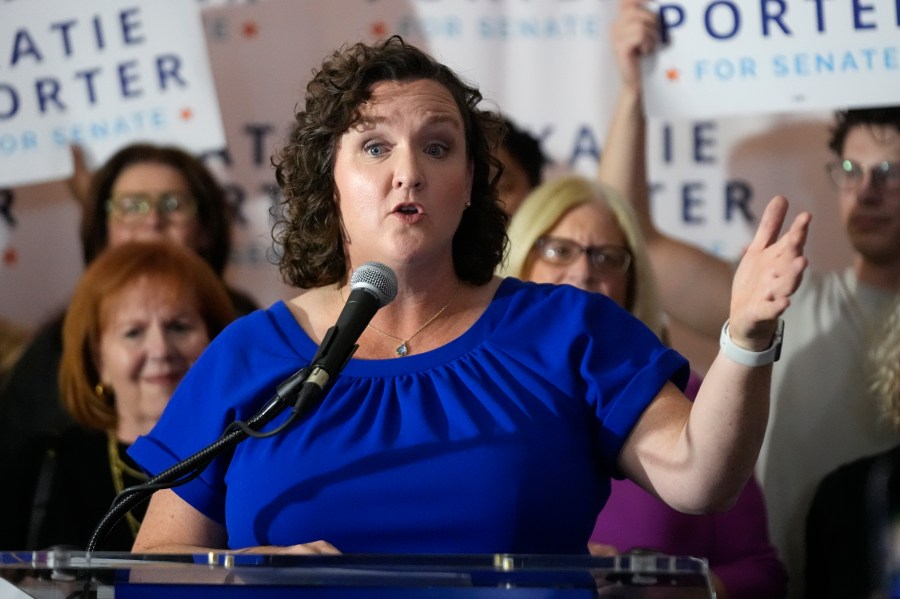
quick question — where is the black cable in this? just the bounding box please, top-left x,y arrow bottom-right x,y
86,366 -> 315,552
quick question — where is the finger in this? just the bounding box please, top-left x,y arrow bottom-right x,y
303,540 -> 341,555
765,218 -> 810,289
786,210 -> 812,254
619,6 -> 659,39
70,144 -> 84,166
616,1 -> 659,34
613,20 -> 659,62
588,542 -> 619,557
620,0 -> 646,10
761,254 -> 810,320
773,251 -> 810,298
747,195 -> 789,252
766,211 -> 812,277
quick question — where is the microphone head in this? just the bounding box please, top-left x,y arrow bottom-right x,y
350,261 -> 398,308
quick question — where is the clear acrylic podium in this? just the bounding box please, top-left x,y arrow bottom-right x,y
0,551 -> 715,598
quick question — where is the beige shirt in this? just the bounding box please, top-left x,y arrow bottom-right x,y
756,268 -> 899,599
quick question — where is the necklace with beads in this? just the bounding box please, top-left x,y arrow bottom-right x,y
339,283 -> 461,356
106,430 -> 148,539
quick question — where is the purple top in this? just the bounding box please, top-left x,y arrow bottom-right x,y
591,372 -> 787,599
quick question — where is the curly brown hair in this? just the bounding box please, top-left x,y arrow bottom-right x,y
272,35 -> 508,289
828,106 -> 900,155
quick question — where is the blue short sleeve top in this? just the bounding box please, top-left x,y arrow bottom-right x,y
130,278 -> 688,553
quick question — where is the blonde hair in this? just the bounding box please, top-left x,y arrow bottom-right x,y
60,241 -> 237,431
872,297 -> 900,431
500,174 -> 664,337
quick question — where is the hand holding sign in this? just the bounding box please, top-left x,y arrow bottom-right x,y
644,0 -> 900,118
0,0 -> 225,188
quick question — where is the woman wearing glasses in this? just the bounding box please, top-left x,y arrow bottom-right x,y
0,143 -> 257,548
80,144 -> 235,283
502,174 -> 788,599
600,3 -> 900,593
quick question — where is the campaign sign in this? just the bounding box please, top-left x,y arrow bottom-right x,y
0,0 -> 226,187
643,0 -> 900,118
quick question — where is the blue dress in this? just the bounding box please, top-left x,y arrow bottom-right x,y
130,278 -> 688,553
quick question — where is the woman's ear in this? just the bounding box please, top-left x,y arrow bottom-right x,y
93,346 -> 109,395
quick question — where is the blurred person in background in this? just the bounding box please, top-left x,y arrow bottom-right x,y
805,296 -> 900,599
0,144 -> 256,547
3,241 -> 236,550
601,2 -> 899,594
496,117 -> 548,216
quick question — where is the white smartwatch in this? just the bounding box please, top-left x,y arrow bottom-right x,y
719,318 -> 784,367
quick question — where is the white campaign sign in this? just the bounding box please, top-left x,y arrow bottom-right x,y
643,0 -> 900,118
0,0 -> 226,187
1,0 -> 855,370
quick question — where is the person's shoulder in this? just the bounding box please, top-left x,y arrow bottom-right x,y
819,445 -> 899,491
226,286 -> 261,316
492,278 -> 628,334
196,300 -> 309,369
53,426 -> 106,459
17,311 -> 65,356
782,268 -> 852,322
498,277 -> 614,308
791,268 -> 830,297
215,300 -> 293,340
797,267 -> 866,297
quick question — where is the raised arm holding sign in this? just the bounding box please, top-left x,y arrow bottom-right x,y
599,3 -> 900,597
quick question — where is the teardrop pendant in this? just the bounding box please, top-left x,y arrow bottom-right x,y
395,342 -> 409,357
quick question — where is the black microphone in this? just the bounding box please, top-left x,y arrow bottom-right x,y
304,261 -> 398,391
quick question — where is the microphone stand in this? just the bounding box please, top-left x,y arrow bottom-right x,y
86,365 -> 319,553
75,264 -> 396,599
88,311 -> 366,553
88,310 -> 366,552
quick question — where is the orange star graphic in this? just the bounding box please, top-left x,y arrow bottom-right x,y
3,246 -> 17,266
666,68 -> 680,82
371,21 -> 388,38
180,107 -> 194,121
242,21 -> 259,38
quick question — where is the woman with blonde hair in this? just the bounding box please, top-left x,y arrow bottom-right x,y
503,173 -> 788,599
502,174 -> 663,337
872,301 -> 900,431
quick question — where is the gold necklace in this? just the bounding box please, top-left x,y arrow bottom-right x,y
339,283 -> 461,356
106,430 -> 148,539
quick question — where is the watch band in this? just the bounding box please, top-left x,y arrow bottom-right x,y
719,318 -> 784,367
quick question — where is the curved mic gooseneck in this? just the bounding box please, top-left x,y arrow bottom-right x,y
86,261 -> 398,552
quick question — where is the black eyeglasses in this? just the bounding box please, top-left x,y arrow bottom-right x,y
533,236 -> 632,273
826,159 -> 900,191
